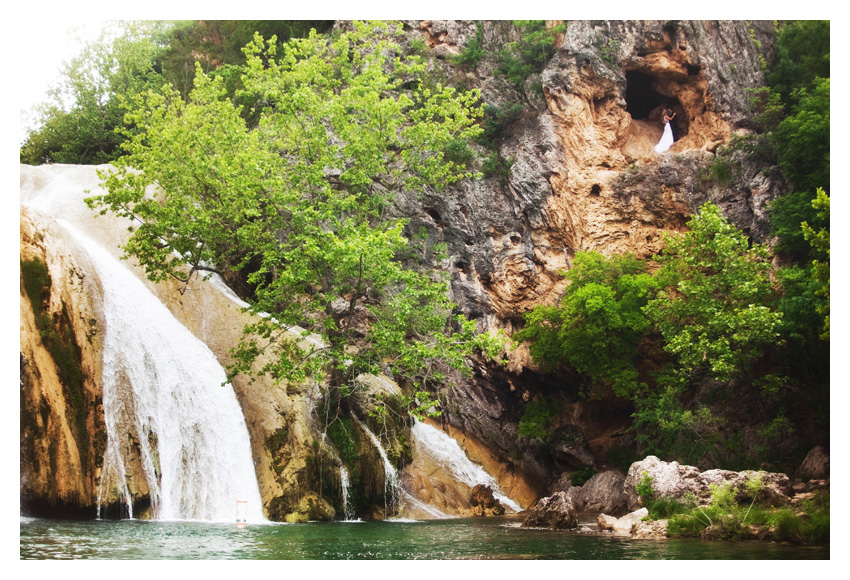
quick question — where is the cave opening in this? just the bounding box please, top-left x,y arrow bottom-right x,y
625,70 -> 688,140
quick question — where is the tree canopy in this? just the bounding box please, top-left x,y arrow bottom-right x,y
87,21 -> 500,402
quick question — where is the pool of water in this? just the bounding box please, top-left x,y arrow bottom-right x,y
19,515 -> 828,560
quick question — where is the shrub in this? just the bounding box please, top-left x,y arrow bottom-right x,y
451,22 -> 485,69
570,466 -> 595,486
636,471 -> 655,506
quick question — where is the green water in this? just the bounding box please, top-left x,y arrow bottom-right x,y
20,516 -> 828,560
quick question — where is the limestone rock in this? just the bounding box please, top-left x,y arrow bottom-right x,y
576,470 -> 628,516
631,519 -> 668,539
521,491 -> 579,530
463,484 -> 505,516
283,493 -> 335,523
625,456 -> 794,510
597,507 -> 649,535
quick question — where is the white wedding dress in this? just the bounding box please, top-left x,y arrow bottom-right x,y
654,121 -> 674,153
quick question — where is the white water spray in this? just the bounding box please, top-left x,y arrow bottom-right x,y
411,420 -> 522,512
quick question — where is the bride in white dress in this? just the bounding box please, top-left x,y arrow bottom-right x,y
654,109 -> 676,153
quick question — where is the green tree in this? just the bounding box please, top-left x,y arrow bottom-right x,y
20,21 -> 171,165
644,203 -> 782,384
801,189 -> 830,340
515,251 -> 656,398
87,22 -> 499,405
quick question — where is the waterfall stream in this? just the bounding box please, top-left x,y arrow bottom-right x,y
411,420 -> 522,512
22,166 -> 265,523
351,415 -> 401,516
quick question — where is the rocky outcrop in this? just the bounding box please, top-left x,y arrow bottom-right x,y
624,456 -> 794,511
387,21 -> 782,496
521,491 -> 578,530
630,519 -> 668,539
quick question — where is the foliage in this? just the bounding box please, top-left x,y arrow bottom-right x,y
647,496 -> 691,520
763,20 -> 829,264
569,466 -> 595,486
481,152 -> 514,181
516,251 -> 656,398
636,471 -> 655,506
773,78 -> 830,196
87,22 -> 501,406
20,21 -> 171,164
496,20 -> 565,90
801,188 -> 830,339
644,203 -> 781,384
766,20 -> 830,109
517,398 -> 557,441
665,483 -> 829,545
476,102 -> 525,147
20,21 -> 332,165
451,22 -> 486,69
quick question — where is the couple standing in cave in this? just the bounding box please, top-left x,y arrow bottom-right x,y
654,107 -> 677,153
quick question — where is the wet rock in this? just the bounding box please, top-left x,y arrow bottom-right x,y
521,491 -> 578,530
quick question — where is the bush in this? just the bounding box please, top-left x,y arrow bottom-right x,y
570,466 -> 595,486
451,22 -> 485,69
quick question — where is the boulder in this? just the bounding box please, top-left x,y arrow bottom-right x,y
575,470 -> 628,516
625,456 -> 702,510
521,491 -> 578,530
467,484 -> 505,516
797,446 -> 830,480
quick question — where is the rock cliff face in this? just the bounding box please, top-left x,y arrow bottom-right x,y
390,20 -> 781,495
20,204 -> 105,518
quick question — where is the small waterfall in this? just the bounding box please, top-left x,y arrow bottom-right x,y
339,465 -> 355,521
411,420 -> 522,512
352,414 -> 401,517
57,219 -> 266,522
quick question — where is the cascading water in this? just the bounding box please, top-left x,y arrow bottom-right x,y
352,414 -> 401,516
411,420 -> 522,512
66,221 -> 265,522
22,166 -> 265,523
339,465 -> 355,521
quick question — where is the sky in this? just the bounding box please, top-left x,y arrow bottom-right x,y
15,19 -> 107,145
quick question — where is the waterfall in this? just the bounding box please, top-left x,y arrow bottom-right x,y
351,414 -> 401,516
21,165 -> 266,523
411,420 -> 522,512
63,221 -> 265,522
339,465 -> 355,521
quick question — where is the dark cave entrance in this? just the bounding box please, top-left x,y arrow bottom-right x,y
625,70 -> 688,141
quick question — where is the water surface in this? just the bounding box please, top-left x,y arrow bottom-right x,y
20,516 -> 828,560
